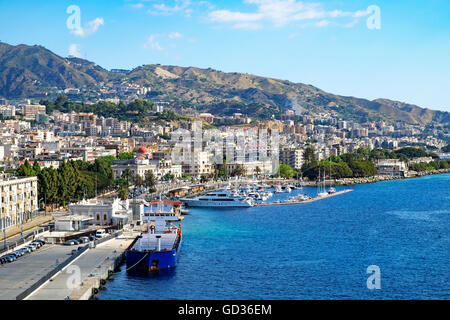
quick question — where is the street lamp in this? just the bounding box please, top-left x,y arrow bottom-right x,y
2,217 -> 6,250
20,210 -> 24,242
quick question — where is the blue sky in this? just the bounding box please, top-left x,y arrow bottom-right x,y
0,0 -> 449,112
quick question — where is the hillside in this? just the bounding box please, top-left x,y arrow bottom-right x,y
0,42 -> 108,97
0,42 -> 448,125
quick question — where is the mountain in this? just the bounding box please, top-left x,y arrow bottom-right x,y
0,42 -> 448,125
0,42 -> 109,97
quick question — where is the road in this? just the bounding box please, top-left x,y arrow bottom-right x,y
27,235 -> 137,300
0,244 -> 75,300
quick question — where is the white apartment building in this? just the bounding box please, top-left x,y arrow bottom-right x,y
0,105 -> 16,118
279,148 -> 303,170
112,158 -> 183,180
0,175 -> 38,230
181,151 -> 213,177
22,104 -> 46,121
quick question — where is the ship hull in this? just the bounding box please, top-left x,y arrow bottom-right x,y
126,235 -> 182,273
182,200 -> 253,208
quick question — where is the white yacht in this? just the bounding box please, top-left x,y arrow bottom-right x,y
181,190 -> 254,208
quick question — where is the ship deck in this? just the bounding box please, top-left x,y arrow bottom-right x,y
131,232 -> 179,251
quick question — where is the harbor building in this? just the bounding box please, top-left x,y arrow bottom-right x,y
68,198 -> 132,227
54,215 -> 93,232
375,159 -> 408,177
0,174 -> 38,230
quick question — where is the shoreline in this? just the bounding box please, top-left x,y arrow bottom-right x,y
334,169 -> 450,186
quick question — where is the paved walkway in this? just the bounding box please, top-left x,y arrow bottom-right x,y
0,244 -> 75,300
27,234 -> 138,300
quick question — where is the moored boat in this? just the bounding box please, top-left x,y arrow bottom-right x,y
126,201 -> 182,273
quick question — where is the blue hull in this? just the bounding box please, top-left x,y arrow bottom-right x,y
126,235 -> 182,273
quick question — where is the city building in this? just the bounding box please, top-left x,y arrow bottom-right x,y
0,174 -> 38,230
68,198 -> 132,227
279,148 -> 303,170
22,104 -> 46,121
375,159 -> 408,177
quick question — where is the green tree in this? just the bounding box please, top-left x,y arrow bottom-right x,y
117,152 -> 135,160
279,164 -> 295,178
232,165 -> 246,177
119,187 -> 129,200
145,171 -> 156,189
135,174 -> 144,187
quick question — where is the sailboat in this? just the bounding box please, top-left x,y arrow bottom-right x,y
317,167 -> 328,197
327,162 -> 336,194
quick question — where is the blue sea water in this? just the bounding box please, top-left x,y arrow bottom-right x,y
99,174 -> 450,300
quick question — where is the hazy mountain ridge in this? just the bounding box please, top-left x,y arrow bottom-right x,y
0,42 -> 448,125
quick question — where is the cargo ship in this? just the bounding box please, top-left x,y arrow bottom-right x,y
126,200 -> 182,273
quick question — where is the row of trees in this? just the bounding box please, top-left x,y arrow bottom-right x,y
40,95 -> 154,121
409,159 -> 450,172
16,157 -> 115,208
116,169 -> 157,200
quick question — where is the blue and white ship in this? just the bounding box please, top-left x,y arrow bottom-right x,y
126,200 -> 182,273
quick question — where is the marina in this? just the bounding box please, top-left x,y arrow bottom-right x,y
1,174 -> 448,300
98,173 -> 450,300
254,189 -> 353,206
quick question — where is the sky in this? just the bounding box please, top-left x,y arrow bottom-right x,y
0,0 -> 449,112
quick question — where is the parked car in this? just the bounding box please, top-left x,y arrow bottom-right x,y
96,229 -> 107,238
64,240 -> 77,246
3,254 -> 16,262
13,250 -> 23,257
0,256 -> 11,264
8,252 -> 20,259
78,237 -> 89,243
30,241 -> 42,248
27,243 -> 38,251
25,245 -> 36,252
18,248 -> 29,255
33,239 -> 45,246
20,247 -> 31,254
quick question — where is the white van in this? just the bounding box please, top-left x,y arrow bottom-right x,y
96,229 -> 107,238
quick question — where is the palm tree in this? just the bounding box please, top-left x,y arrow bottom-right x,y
255,166 -> 261,177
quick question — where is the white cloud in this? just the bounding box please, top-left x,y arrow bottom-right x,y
148,0 -> 192,16
144,35 -> 164,51
130,3 -> 145,9
209,0 -> 368,29
168,32 -> 183,39
315,20 -> 330,27
143,31 -> 186,51
68,44 -> 81,58
71,17 -> 104,37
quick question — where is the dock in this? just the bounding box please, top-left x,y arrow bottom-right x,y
25,231 -> 140,300
255,189 -> 353,206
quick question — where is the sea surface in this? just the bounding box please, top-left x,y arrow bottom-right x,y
99,174 -> 450,300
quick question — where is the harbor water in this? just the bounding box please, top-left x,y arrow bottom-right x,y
99,174 -> 450,300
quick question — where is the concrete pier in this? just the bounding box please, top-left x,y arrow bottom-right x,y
26,231 -> 139,300
255,189 -> 353,207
